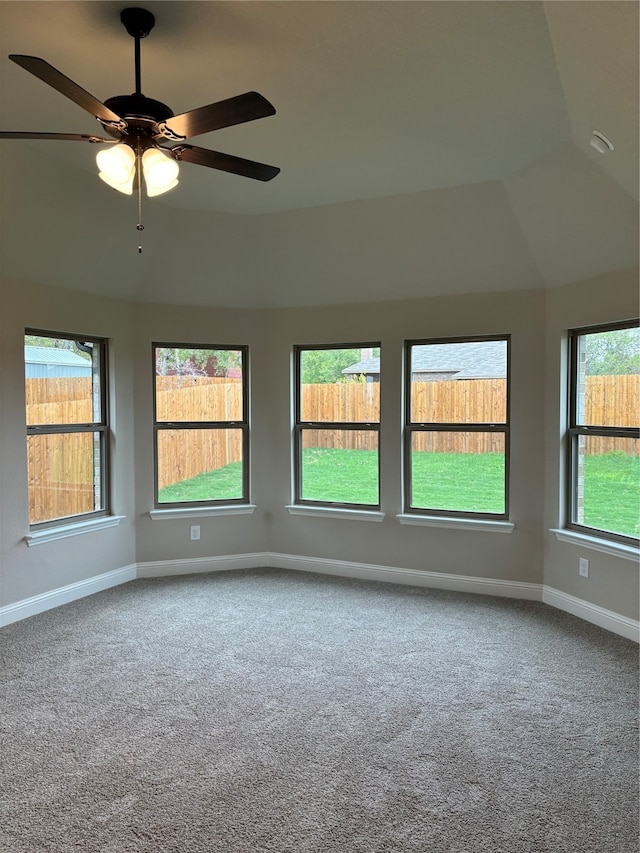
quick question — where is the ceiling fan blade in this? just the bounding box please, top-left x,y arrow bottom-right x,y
168,144 -> 280,181
0,131 -> 116,142
162,92 -> 276,140
9,55 -> 123,124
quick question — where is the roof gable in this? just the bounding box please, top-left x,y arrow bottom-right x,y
343,340 -> 508,379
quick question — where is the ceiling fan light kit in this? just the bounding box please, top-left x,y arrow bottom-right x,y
1,6 -> 279,246
141,149 -> 180,197
96,143 -> 136,194
97,143 -> 179,197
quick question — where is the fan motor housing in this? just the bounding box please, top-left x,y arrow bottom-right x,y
102,94 -> 174,138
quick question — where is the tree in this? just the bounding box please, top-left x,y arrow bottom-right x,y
300,347 -> 380,384
584,328 -> 640,375
155,347 -> 241,378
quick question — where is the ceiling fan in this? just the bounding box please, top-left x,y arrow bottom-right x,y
0,6 -> 280,198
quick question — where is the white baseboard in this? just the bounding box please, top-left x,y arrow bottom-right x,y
267,552 -> 543,600
136,552 -> 270,578
2,555 -> 637,642
0,564 -> 137,627
542,585 -> 639,643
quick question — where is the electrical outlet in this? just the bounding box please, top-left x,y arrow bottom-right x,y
579,557 -> 589,578
190,525 -> 200,541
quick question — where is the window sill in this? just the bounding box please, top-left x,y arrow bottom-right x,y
286,505 -> 385,522
549,529 -> 639,562
396,514 -> 515,533
149,505 -> 256,521
24,515 -> 125,547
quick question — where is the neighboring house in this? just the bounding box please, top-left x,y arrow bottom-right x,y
342,340 -> 507,382
24,346 -> 92,379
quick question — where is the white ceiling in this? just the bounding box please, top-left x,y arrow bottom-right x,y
0,1 -> 637,308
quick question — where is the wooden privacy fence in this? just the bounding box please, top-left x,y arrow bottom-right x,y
301,379 -> 507,453
27,433 -> 95,523
25,377 -> 91,406
156,429 -> 242,491
26,379 -> 95,522
579,375 -> 638,427
155,378 -> 243,489
155,377 -> 242,422
25,374 -> 640,512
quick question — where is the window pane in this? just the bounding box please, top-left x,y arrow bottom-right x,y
410,431 -> 505,514
25,336 -> 99,425
27,432 -> 103,524
155,347 -> 243,422
300,347 -> 380,423
410,340 -> 507,423
300,428 -> 379,505
573,434 -> 640,539
157,428 -> 244,503
576,328 -> 640,427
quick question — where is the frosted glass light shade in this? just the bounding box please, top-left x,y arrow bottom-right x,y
142,148 -> 179,197
96,144 -> 136,195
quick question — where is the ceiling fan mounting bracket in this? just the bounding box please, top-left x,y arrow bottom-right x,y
157,122 -> 186,142
99,117 -> 128,134
120,7 -> 155,40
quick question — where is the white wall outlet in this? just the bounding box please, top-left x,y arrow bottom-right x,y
579,557 -> 589,578
190,525 -> 201,541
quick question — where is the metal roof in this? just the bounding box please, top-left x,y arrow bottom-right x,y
24,346 -> 90,368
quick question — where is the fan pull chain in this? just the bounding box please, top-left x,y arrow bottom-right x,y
136,144 -> 144,253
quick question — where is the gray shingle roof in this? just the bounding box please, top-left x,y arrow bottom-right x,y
343,340 -> 507,379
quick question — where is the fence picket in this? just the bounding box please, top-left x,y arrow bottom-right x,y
24,374 -> 639,520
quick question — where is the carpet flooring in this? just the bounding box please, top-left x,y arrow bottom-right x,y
0,568 -> 638,852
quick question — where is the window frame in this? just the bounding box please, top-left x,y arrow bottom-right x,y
25,328 -> 110,529
566,320 -> 639,546
152,342 -> 250,509
293,342 -> 381,510
403,334 -> 511,520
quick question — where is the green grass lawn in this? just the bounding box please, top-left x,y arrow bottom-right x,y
300,448 -> 379,504
158,461 -> 243,503
411,451 -> 505,513
581,451 -> 640,538
158,449 -> 639,537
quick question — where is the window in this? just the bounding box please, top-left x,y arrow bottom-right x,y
567,321 -> 639,544
294,343 -> 381,508
25,331 -> 108,526
154,344 -> 248,506
404,336 -> 509,518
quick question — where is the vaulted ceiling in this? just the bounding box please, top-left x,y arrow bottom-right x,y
0,1 -> 637,308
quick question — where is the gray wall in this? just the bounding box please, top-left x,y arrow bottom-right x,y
262,289 -> 545,581
0,269 -> 637,622
543,268 -> 640,618
0,278 -> 136,605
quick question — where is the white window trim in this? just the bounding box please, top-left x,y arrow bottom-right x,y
286,505 -> 385,522
397,513 -> 515,533
550,528 -> 639,562
150,504 -> 256,521
24,515 -> 125,547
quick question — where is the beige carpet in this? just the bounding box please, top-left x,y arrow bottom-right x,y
1,568 -> 638,852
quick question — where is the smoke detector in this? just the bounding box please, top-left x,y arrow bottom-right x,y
590,131 -> 614,154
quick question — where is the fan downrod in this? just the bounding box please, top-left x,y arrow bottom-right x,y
120,7 -> 155,40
